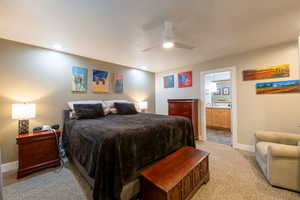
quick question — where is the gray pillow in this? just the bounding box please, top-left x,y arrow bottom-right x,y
114,103 -> 138,115
73,104 -> 105,119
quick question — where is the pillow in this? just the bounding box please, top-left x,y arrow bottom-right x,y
110,108 -> 118,114
69,110 -> 77,119
68,100 -> 110,115
68,100 -> 104,110
73,104 -> 105,119
114,103 -> 138,115
104,100 -> 130,109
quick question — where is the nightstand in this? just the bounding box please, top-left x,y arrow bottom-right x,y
16,130 -> 61,179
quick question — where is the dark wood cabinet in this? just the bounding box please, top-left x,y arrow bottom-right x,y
168,99 -> 199,139
16,130 -> 61,179
140,147 -> 209,200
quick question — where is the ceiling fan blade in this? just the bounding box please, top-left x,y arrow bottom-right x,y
174,42 -> 195,50
141,45 -> 161,52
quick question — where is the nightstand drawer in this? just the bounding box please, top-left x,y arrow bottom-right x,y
17,130 -> 61,179
19,138 -> 58,169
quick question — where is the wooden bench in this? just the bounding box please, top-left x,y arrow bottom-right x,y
140,147 -> 209,200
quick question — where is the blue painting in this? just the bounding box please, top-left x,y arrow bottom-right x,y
72,66 -> 87,92
163,75 -> 174,88
92,69 -> 109,92
256,80 -> 300,94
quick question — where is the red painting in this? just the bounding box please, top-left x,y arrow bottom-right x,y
178,71 -> 192,88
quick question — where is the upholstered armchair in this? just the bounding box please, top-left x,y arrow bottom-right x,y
255,131 -> 300,192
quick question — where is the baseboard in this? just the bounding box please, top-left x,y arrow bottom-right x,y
234,143 -> 255,152
1,161 -> 18,173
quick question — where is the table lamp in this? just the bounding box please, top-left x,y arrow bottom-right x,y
139,101 -> 148,113
12,103 -> 36,134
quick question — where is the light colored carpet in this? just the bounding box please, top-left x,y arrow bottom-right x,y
192,141 -> 300,200
3,141 -> 300,200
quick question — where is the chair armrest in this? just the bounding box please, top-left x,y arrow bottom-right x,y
255,131 -> 300,145
268,144 -> 300,158
298,141 -> 300,146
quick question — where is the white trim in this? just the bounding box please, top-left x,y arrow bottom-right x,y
1,161 -> 18,173
200,67 -> 238,148
235,143 -> 255,152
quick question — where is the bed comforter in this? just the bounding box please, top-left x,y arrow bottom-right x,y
62,113 -> 195,200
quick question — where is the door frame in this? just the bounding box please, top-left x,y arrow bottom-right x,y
200,67 -> 238,148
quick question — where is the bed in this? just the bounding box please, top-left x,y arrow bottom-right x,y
62,110 -> 195,200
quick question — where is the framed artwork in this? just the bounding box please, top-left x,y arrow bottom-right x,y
72,66 -> 87,92
178,71 -> 192,88
213,81 -> 232,103
163,75 -> 174,88
113,72 -> 124,93
243,64 -> 290,81
222,87 -> 230,95
256,80 -> 300,94
92,69 -> 109,93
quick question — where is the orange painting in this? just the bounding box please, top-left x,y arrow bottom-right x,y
243,64 -> 289,81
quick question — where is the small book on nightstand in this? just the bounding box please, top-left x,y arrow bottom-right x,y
16,130 -> 61,179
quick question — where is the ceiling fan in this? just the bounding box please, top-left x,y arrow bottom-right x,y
141,21 -> 195,52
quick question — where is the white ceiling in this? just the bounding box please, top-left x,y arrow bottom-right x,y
0,0 -> 300,72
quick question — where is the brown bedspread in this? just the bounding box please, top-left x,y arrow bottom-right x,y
62,113 -> 195,200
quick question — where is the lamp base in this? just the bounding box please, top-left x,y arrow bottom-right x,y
19,120 -> 29,134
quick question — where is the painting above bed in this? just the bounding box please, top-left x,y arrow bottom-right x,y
92,69 -> 109,93
72,66 -> 87,92
113,72 -> 124,93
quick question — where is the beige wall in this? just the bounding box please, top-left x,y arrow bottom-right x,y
156,40 -> 300,146
0,39 -> 155,163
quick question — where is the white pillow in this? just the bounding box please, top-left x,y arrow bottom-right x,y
110,108 -> 118,114
104,100 -> 130,109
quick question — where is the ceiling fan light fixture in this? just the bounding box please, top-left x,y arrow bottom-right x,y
163,41 -> 174,49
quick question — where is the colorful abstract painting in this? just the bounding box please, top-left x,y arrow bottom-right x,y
243,64 -> 290,81
113,72 -> 124,93
92,70 -> 109,93
72,66 -> 87,92
178,71 -> 192,88
163,75 -> 174,88
256,80 -> 300,94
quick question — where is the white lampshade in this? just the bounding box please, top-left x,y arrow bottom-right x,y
139,101 -> 148,110
12,104 -> 36,120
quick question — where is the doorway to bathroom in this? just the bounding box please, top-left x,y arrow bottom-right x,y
200,67 -> 237,147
